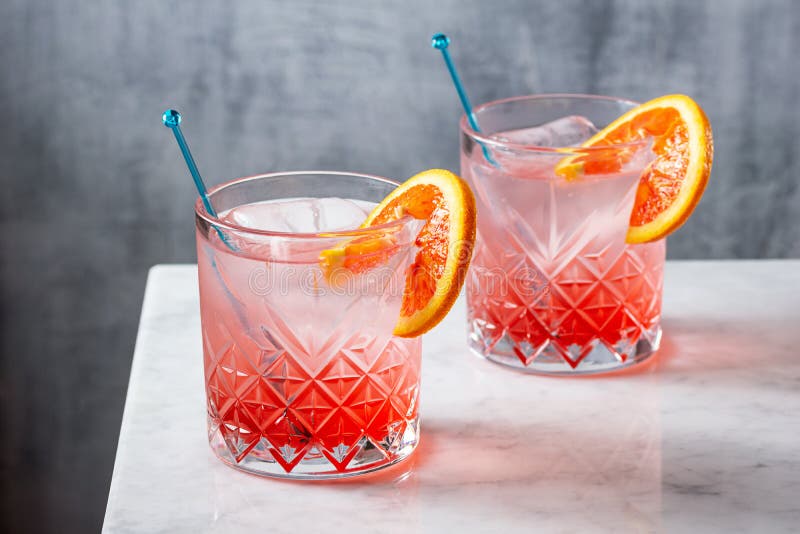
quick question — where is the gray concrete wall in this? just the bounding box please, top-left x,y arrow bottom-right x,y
1,0 -> 798,531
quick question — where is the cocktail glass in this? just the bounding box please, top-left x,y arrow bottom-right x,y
461,95 -> 665,374
196,171 -> 422,478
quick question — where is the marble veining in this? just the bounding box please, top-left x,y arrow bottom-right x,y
103,261 -> 800,533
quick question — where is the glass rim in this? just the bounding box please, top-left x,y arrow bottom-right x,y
194,170 -> 415,239
459,93 -> 650,153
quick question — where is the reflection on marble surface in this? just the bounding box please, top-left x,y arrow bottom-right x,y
104,262 -> 800,533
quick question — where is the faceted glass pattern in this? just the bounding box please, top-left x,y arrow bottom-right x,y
467,237 -> 664,374
196,173 -> 422,478
461,95 -> 666,374
204,321 -> 421,477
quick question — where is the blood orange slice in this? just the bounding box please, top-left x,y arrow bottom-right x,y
321,169 -> 476,338
364,169 -> 476,337
557,94 -> 713,243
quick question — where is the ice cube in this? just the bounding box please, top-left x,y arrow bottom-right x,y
221,197 -> 373,233
223,199 -> 294,232
315,198 -> 375,232
492,115 -> 599,147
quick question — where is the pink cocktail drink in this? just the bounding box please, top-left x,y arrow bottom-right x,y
196,172 -> 422,478
461,95 -> 666,374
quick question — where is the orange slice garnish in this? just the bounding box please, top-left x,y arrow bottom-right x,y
366,169 -> 476,337
556,94 -> 713,243
320,169 -> 476,338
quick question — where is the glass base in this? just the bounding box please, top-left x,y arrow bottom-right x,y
208,418 -> 420,480
468,322 -> 662,375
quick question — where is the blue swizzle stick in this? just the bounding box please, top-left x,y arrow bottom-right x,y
162,109 -> 218,216
431,33 -> 497,166
162,109 -> 236,250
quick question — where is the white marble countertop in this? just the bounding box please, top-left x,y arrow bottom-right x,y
103,261 -> 800,533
